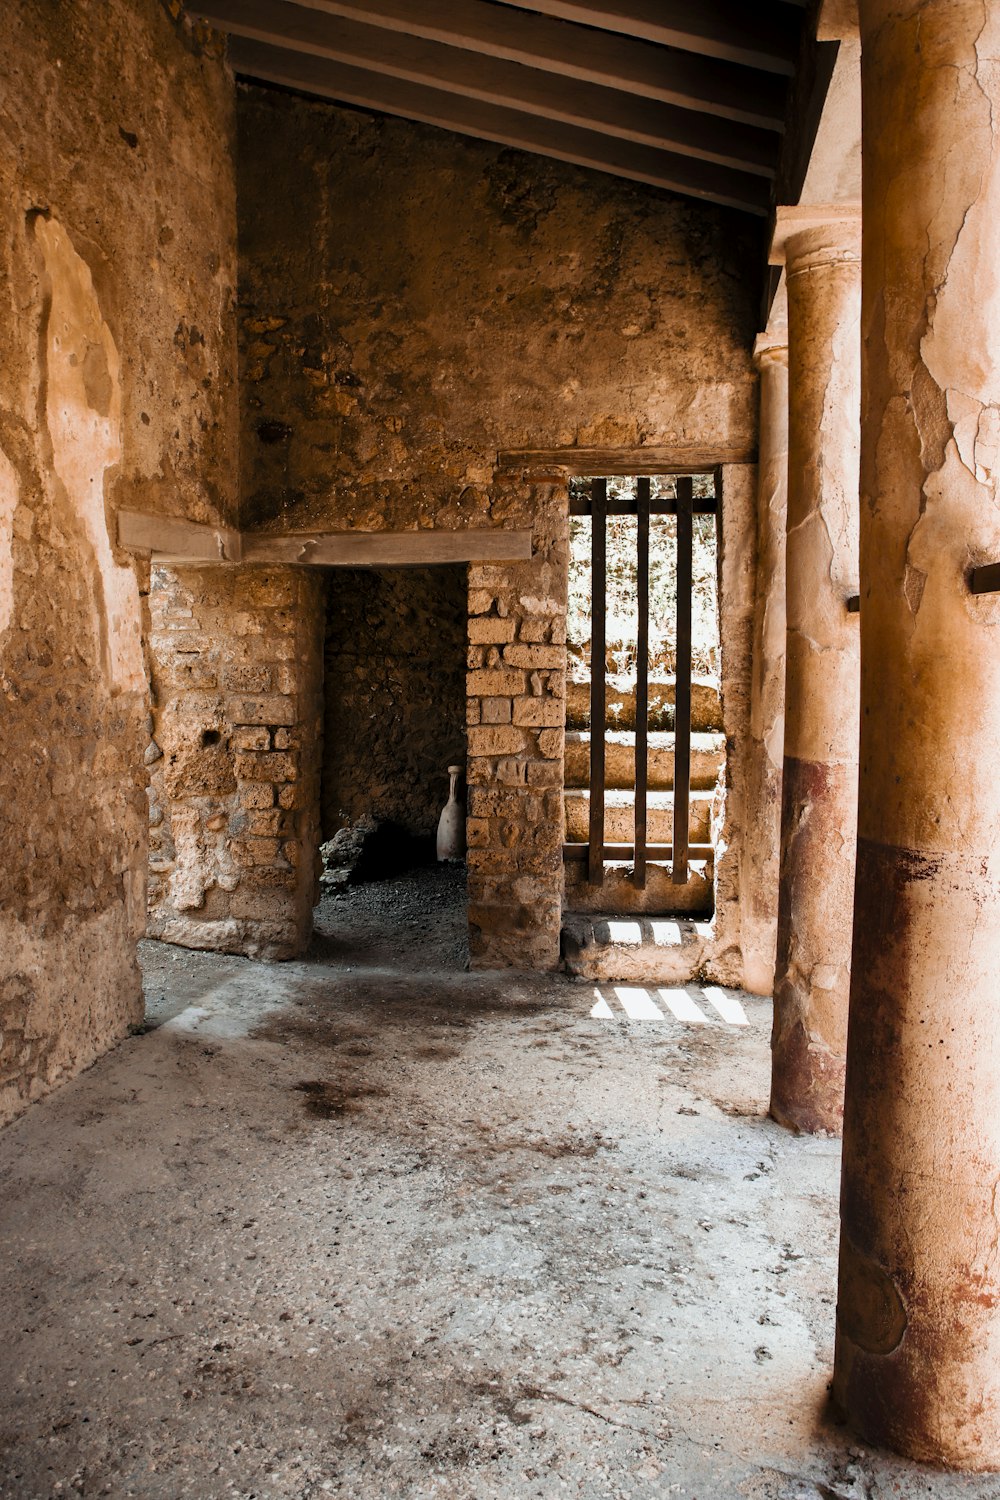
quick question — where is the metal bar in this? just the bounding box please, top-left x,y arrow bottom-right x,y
564,842 -> 714,862
633,477 -> 650,889
588,477 -> 607,886
970,563 -> 1000,595
672,476 -> 693,885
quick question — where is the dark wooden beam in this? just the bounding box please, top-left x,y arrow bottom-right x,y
228,37 -> 771,212
588,477 -> 608,887
672,476 -> 693,885
243,0 -> 789,129
633,475 -> 650,890
489,1 -> 799,76
198,0 -> 776,175
970,564 -> 1000,596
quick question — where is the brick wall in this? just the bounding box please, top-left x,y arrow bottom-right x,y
146,564 -> 324,959
465,479 -> 568,969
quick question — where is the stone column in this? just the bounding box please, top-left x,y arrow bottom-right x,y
740,329 -> 789,995
768,208 -> 860,1134
834,2 -> 1000,1468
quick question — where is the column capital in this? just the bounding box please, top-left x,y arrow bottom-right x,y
817,0 -> 859,41
753,332 -> 788,370
769,203 -> 861,273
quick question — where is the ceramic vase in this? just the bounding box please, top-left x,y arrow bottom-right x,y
436,764 -> 466,861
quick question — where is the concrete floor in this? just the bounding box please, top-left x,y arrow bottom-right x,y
0,871 -> 995,1498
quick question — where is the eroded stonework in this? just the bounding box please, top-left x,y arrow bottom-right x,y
0,0 -> 237,1123
147,566 -> 324,959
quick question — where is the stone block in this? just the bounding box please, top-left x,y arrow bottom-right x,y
466,726 -> 526,758
234,836 -> 282,867
222,664 -> 272,693
231,726 -> 270,752
466,700 -> 481,726
504,644 -> 565,670
277,784 -> 301,809
467,669 -> 525,698
468,616 -> 516,644
524,756 -> 563,792
518,619 -> 549,643
234,751 -> 297,782
272,728 -> 299,750
247,809 -> 286,836
467,817 -> 490,848
229,887 -> 297,921
468,590 -> 493,615
512,697 -> 564,727
496,757 -> 528,786
481,697 -> 512,725
538,729 -> 563,759
227,695 -> 297,727
239,783 -> 275,809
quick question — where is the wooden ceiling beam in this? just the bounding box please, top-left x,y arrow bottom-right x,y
226,36 -> 771,214
197,0 -> 775,175
489,1 -> 798,75
245,0 -> 788,130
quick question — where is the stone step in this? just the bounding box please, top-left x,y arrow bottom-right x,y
564,730 -> 724,791
562,913 -> 712,983
565,676 -> 723,733
563,788 -> 713,844
563,856 -> 713,918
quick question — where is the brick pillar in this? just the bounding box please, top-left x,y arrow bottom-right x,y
146,565 -> 323,959
465,479 -> 568,969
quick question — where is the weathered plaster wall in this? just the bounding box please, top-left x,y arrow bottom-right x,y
237,85 -> 758,969
147,566 -> 324,959
323,567 -> 467,839
238,87 -> 757,534
0,0 -> 237,1123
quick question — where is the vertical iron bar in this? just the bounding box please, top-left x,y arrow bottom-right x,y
588,477 -> 607,886
672,476 -> 693,885
634,477 -> 650,889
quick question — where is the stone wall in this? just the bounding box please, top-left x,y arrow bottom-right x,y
147,566 -> 324,959
466,478 -> 568,969
236,84 -> 758,969
322,567 -> 467,839
0,0 -> 237,1123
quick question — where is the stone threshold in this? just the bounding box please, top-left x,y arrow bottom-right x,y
561,913 -> 713,982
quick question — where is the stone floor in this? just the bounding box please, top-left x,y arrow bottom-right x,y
0,870 -> 995,1498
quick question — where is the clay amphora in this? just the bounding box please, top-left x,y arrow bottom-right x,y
436,764 -> 466,861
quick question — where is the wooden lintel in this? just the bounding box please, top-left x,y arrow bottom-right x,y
117,509 -> 242,563
118,513 -> 532,568
498,444 -> 756,476
239,528 -> 534,567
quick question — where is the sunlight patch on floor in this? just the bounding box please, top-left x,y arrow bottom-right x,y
590,983 -> 751,1027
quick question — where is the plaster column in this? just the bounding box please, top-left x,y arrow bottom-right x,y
769,210 -> 860,1134
741,332 -> 789,995
834,2 -> 1000,1468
